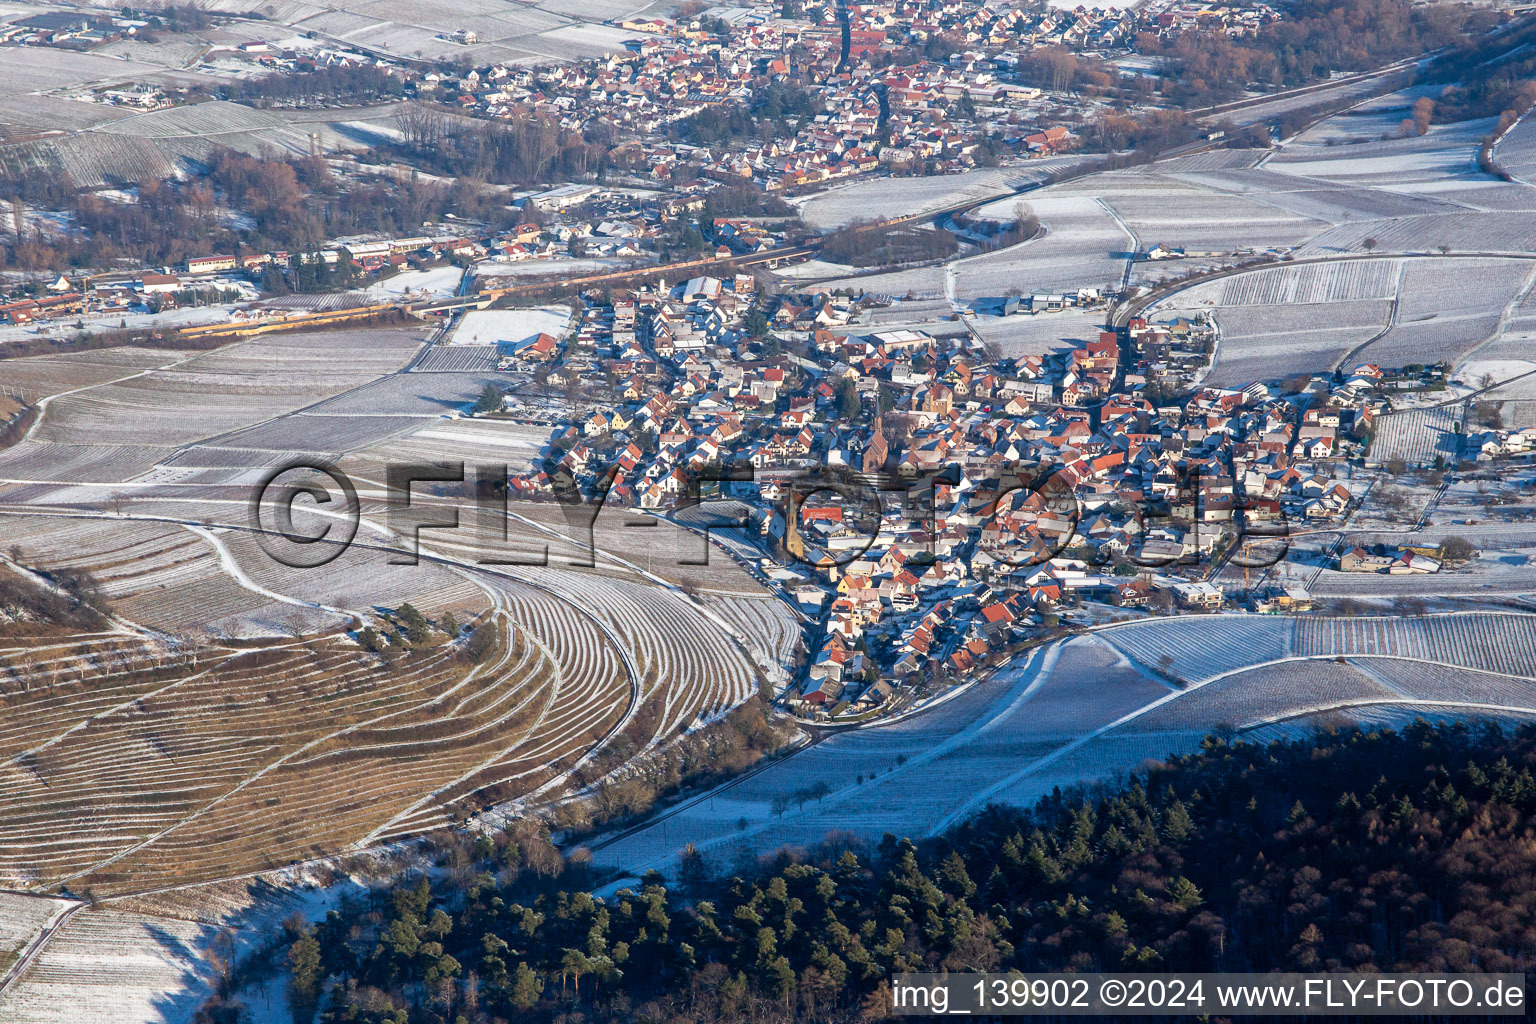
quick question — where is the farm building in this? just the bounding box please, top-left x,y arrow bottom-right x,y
186,255 -> 238,274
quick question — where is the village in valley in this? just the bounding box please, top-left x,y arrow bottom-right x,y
471,262 -> 1509,718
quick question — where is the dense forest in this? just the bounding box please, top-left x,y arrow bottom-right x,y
387,108 -> 607,186
198,721 -> 1536,1024
1140,0 -> 1491,106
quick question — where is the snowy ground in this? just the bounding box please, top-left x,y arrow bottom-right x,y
588,609 -> 1536,879
471,257 -> 633,280
363,266 -> 465,301
448,306 -> 573,346
794,159 -> 1081,231
965,307 -> 1105,358
0,306 -> 239,345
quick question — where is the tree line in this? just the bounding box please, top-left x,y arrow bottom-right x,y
0,146 -> 521,274
195,719 -> 1536,1024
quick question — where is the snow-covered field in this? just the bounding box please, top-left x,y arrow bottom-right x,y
1099,180 -> 1327,252
954,194 -> 1132,298
965,308 -> 1105,358
471,258 -> 629,280
588,637 -> 1171,876
363,266 -> 464,300
1151,253 -> 1536,385
449,306 -> 572,346
592,611 -> 1536,878
1494,110 -> 1536,186
795,161 -> 1078,231
1367,403 -> 1463,467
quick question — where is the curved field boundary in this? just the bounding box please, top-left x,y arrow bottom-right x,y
927,630 -> 1536,834
1238,697 -> 1536,732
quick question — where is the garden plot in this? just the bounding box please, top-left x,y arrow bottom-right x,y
953,195 -> 1132,299
1367,404 -> 1463,467
449,306 -> 572,346
591,636 -> 1170,877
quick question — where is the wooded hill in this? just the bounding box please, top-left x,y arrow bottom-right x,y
202,720 -> 1536,1024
